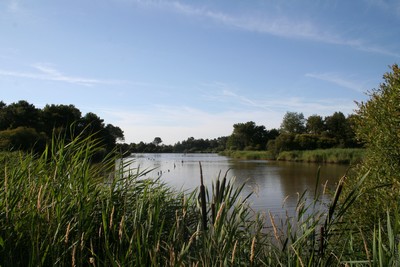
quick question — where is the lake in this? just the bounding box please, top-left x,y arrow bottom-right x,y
126,153 -> 348,216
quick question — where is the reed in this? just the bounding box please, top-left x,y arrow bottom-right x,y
277,148 -> 365,164
219,150 -> 275,160
0,134 -> 396,266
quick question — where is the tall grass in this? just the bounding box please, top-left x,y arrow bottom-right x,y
0,135 -> 397,266
277,148 -> 365,164
219,150 -> 275,160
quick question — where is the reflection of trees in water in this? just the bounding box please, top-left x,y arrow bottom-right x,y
228,160 -> 346,215
128,153 -> 347,216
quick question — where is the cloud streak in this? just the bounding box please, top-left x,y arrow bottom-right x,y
104,90 -> 358,144
305,72 -> 364,92
0,63 -> 123,86
133,0 -> 399,57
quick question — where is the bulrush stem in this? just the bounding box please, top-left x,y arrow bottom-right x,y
250,236 -> 256,265
199,162 -> 208,231
231,240 -> 238,264
214,202 -> 225,227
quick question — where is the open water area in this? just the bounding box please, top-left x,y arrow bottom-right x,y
125,153 -> 348,217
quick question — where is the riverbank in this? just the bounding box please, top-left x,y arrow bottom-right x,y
220,148 -> 365,164
219,150 -> 275,160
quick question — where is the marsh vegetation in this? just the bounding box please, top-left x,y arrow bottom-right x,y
0,65 -> 399,266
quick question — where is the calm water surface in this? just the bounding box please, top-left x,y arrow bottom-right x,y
126,153 -> 348,216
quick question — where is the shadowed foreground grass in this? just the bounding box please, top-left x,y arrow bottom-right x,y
0,135 -> 397,266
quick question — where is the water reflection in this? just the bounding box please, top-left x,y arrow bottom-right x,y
127,153 -> 347,216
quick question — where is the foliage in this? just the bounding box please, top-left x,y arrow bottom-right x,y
219,150 -> 275,160
306,114 -> 325,134
226,121 -> 278,150
277,148 -> 365,164
280,111 -> 306,134
125,136 -> 228,154
270,112 -> 361,155
0,133 -> 399,266
0,100 -> 124,155
0,127 -> 47,151
345,64 -> 400,228
152,137 -> 162,146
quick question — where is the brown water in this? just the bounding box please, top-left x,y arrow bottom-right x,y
126,153 -> 348,216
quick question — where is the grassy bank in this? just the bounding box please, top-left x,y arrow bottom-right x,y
277,148 -> 365,164
221,148 -> 365,164
219,150 -> 275,160
0,136 -> 395,266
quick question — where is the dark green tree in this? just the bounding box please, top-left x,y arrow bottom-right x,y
153,137 -> 163,146
2,100 -> 41,130
306,114 -> 325,134
280,112 -> 306,134
324,111 -> 347,146
41,104 -> 82,139
227,121 -> 268,150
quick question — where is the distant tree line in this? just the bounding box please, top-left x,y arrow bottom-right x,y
0,100 -> 124,158
119,111 -> 362,155
0,100 -> 361,156
117,136 -> 228,154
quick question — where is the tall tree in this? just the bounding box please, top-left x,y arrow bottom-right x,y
227,121 -> 268,150
41,104 -> 82,138
280,112 -> 306,134
153,137 -> 162,146
306,114 -> 325,134
324,111 -> 347,144
3,100 -> 41,130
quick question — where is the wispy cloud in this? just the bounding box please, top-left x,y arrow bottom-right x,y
103,105 -> 283,144
203,82 -> 357,114
132,0 -> 399,57
363,0 -> 400,17
7,0 -> 19,12
305,72 -> 364,92
104,90 -> 358,144
0,63 -> 122,86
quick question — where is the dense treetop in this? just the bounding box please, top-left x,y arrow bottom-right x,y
0,100 -> 124,157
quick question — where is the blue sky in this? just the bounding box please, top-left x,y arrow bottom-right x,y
1,0 -> 399,144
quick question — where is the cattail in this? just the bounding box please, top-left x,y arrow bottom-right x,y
188,230 -> 199,245
199,162 -> 207,230
250,236 -> 256,264
169,248 -> 176,266
282,195 -> 289,207
37,185 -> 43,212
231,240 -> 238,264
109,206 -> 115,228
214,202 -> 225,227
175,209 -> 181,232
182,196 -> 187,218
80,232 -> 85,250
268,211 -> 279,242
65,222 -> 71,244
118,216 -> 125,241
322,180 -> 328,195
72,245 -> 76,267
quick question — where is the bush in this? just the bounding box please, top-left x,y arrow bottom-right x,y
0,127 -> 47,152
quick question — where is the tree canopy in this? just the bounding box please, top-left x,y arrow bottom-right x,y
0,100 -> 124,155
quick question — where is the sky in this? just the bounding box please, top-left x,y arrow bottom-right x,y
1,0 -> 399,144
